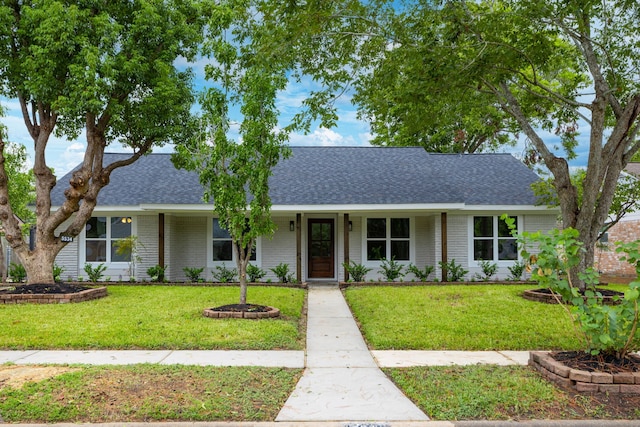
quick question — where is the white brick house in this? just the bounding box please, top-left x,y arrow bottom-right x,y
50,147 -> 558,282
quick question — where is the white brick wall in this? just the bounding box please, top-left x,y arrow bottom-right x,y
136,215 -> 158,280
55,218 -> 79,281
169,216 -> 207,282
262,216 -> 297,281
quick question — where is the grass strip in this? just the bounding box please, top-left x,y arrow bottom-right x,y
344,285 -> 589,350
0,286 -> 305,350
386,365 -> 638,420
0,364 -> 302,422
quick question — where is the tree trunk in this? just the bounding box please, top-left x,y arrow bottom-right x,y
234,238 -> 253,305
18,246 -> 58,284
0,238 -> 6,282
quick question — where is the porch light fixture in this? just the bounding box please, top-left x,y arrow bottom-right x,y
290,221 -> 295,231
349,221 -> 353,232
121,217 -> 132,224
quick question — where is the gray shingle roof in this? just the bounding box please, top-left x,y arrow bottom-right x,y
51,147 -> 540,207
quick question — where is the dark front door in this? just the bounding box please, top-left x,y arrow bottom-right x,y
308,219 -> 334,278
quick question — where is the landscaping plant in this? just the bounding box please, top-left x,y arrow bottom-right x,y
513,218 -> 640,359
270,263 -> 295,283
53,264 -> 64,282
83,263 -> 107,283
212,264 -> 238,283
378,257 -> 405,282
476,260 -> 498,281
8,263 -> 26,282
183,267 -> 204,282
407,264 -> 435,282
342,261 -> 372,282
147,265 -> 167,282
247,264 -> 266,282
507,260 -> 527,281
438,259 -> 468,282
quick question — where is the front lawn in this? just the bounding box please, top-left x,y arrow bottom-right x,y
0,286 -> 305,350
344,285 -> 595,350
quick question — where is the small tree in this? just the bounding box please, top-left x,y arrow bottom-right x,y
114,236 -> 143,281
173,4 -> 291,305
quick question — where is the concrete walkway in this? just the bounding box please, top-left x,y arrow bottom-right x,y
276,284 -> 428,421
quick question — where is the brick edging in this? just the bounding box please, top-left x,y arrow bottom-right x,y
529,351 -> 640,394
0,286 -> 107,304
203,306 -> 280,319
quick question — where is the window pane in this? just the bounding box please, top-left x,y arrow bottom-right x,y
367,240 -> 386,260
498,238 -> 518,260
250,246 -> 256,261
86,217 -> 107,239
367,218 -> 386,238
111,217 -> 131,238
391,218 -> 409,238
474,239 -> 493,260
86,241 -> 107,262
111,242 -> 131,262
213,240 -> 233,261
311,241 -> 331,257
213,219 -> 231,239
498,217 -> 516,237
391,240 -> 410,260
474,216 -> 493,238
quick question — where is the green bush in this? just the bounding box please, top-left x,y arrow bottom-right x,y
147,265 -> 167,282
438,259 -> 468,282
342,261 -> 372,282
211,263 -> 238,283
378,257 -> 405,282
8,263 -> 26,282
270,263 -> 295,283
475,259 -> 498,281
507,260 -> 527,281
183,267 -> 204,282
53,264 -> 64,282
247,264 -> 266,282
84,263 -> 107,282
407,264 -> 435,281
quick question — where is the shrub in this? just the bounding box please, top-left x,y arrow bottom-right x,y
53,264 -> 64,282
439,259 -> 468,282
183,267 -> 204,282
476,259 -> 498,281
211,263 -> 238,283
246,264 -> 266,282
84,263 -> 107,282
270,263 -> 295,283
407,264 -> 435,281
378,257 -> 405,282
342,261 -> 372,282
147,265 -> 167,282
507,260 -> 527,281
8,263 -> 26,282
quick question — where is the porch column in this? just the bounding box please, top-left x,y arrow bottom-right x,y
441,212 -> 448,282
158,213 -> 165,268
343,213 -> 350,281
296,213 -> 302,283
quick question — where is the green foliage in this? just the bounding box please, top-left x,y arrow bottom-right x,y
514,218 -> 640,359
438,259 -> 468,282
407,264 -> 435,282
183,267 -> 204,283
507,261 -> 527,281
476,260 -> 498,281
378,258 -> 405,282
147,265 -> 167,283
211,264 -> 238,283
83,263 -> 107,283
8,263 -> 26,282
246,264 -> 266,282
53,264 -> 64,283
342,261 -> 372,282
270,263 -> 294,283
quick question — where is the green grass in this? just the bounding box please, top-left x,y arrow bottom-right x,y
0,365 -> 302,422
385,365 -> 616,420
344,285 -> 595,350
0,286 -> 305,350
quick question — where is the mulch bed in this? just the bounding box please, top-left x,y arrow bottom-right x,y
210,303 -> 271,313
551,351 -> 640,374
0,283 -> 92,295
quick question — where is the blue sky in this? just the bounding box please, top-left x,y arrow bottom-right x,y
1,55 -> 589,177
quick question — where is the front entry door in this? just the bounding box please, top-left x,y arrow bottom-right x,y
308,219 -> 334,278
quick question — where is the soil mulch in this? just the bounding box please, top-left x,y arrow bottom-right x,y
551,351 -> 640,374
532,287 -> 624,298
210,303 -> 271,312
0,283 -> 92,295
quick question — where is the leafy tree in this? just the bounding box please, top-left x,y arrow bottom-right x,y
272,0 -> 640,291
174,3 -> 291,305
0,0 -> 208,284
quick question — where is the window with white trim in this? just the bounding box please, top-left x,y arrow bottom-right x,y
472,216 -> 518,261
85,216 -> 132,263
366,217 -> 410,261
212,218 -> 256,262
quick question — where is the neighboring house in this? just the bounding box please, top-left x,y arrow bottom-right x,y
50,147 -> 557,282
596,163 -> 640,278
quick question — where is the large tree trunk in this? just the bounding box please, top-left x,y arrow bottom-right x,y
234,238 -> 253,305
